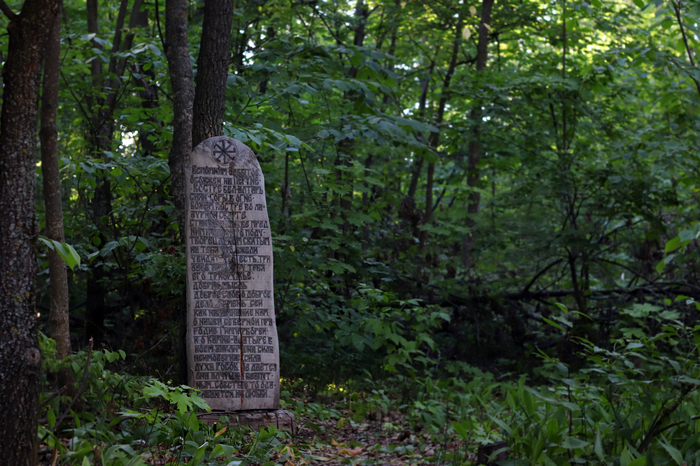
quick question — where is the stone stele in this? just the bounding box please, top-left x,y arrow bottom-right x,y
186,136 -> 280,411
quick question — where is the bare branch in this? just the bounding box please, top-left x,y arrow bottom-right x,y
0,0 -> 17,20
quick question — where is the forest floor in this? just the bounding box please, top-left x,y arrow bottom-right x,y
37,391 -> 480,465
267,396 -> 477,465
283,418 -> 475,465
38,405 -> 476,466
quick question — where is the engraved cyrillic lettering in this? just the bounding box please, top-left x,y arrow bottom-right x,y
186,137 -> 279,411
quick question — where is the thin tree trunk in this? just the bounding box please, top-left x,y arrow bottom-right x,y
362,153 -> 373,248
86,0 -> 102,92
133,6 -> 159,156
424,20 -> 462,225
40,1 -> 71,362
177,0 -> 234,383
462,0 -> 495,268
281,151 -> 291,231
0,0 -> 60,463
337,0 -> 367,237
164,0 -> 194,237
406,55 -> 437,201
191,0 -> 235,146
84,0 -> 145,344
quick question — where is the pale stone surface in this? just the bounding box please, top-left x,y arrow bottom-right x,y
186,136 -> 280,411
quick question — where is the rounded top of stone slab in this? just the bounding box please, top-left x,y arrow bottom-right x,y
192,136 -> 257,169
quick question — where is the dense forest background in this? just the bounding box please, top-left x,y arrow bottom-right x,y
4,0 -> 700,463
28,0 -> 700,376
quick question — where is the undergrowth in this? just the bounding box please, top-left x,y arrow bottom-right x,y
38,302 -> 700,465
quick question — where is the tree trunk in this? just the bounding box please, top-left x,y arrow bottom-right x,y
172,0 -> 233,383
462,0 -> 495,268
133,6 -> 159,157
0,0 -> 60,463
420,20 -> 462,249
191,0 -> 235,146
406,55 -> 437,201
84,0 -> 144,344
165,0 -> 195,238
361,154 -> 373,248
40,1 -> 71,363
337,0 -> 367,235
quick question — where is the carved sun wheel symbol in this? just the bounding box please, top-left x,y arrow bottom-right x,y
213,140 -> 236,164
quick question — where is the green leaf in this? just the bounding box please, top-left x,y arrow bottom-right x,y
451,420 -> 468,439
100,241 -> 119,257
542,317 -> 565,332
487,415 -> 513,436
170,391 -> 193,414
284,134 -> 302,146
39,237 -> 81,271
621,303 -> 661,318
681,431 -> 700,456
679,228 -> 698,242
351,333 -> 365,350
595,426 -> 604,460
665,236 -> 681,253
65,244 -> 81,270
659,310 -> 681,320
211,443 -> 237,458
661,440 -> 683,465
561,436 -> 590,449
38,237 -> 55,251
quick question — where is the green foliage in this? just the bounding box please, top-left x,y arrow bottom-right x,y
38,335 -> 291,466
494,317 -> 700,464
25,0 -> 700,461
38,236 -> 81,270
31,0 -> 700,377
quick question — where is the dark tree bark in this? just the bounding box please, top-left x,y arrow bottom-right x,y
462,0 -> 495,268
165,0 -> 196,385
0,0 -> 60,463
40,1 -> 71,363
165,0 -> 195,236
191,0 -> 235,147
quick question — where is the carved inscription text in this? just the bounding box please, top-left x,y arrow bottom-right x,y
186,137 -> 280,411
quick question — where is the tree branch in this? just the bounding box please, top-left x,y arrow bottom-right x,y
522,259 -> 565,293
0,0 -> 17,20
672,0 -> 700,96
